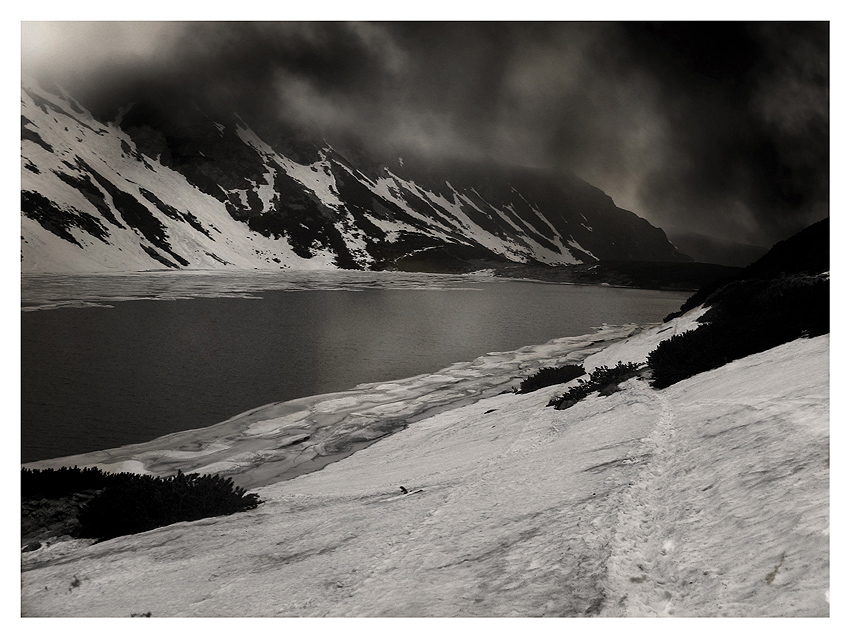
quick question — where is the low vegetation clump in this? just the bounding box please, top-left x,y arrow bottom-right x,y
23,465 -> 124,499
647,274 -> 828,389
547,361 -> 641,410
515,363 -> 585,394
21,466 -> 261,542
78,470 -> 261,540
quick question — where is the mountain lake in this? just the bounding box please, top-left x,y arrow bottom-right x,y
21,271 -> 689,462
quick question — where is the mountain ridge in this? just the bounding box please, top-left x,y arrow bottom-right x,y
21,80 -> 690,274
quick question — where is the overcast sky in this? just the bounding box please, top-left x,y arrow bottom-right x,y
21,21 -> 828,247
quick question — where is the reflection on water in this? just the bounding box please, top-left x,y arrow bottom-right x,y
22,271 -> 688,462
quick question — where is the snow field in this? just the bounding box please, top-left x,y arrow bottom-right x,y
601,336 -> 829,616
21,329 -> 828,617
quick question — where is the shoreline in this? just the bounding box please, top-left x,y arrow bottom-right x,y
24,323 -> 643,489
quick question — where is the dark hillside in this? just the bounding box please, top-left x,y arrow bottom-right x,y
667,218 -> 828,319
648,218 -> 829,388
394,251 -> 738,292
736,218 -> 829,280
667,231 -> 768,267
493,261 -> 738,291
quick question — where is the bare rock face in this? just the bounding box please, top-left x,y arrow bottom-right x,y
21,80 -> 690,274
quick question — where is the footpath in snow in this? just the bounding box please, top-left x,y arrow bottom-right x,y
21,322 -> 829,617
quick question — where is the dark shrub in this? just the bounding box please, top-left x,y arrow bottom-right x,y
648,274 -> 829,389
516,364 -> 585,394
22,466 -> 123,499
78,470 -> 261,540
548,361 -> 641,410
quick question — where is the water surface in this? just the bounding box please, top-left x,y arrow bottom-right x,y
22,271 -> 688,461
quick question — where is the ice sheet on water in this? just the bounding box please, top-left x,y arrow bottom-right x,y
20,270 -> 498,311
25,322 -> 639,490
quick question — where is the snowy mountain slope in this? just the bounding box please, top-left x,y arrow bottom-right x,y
20,334 -> 828,616
21,80 -> 689,273
21,84 -> 335,273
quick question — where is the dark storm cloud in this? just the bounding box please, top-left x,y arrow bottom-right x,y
21,21 -> 828,246
606,22 -> 829,245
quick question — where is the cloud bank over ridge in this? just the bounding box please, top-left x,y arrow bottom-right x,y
22,21 -> 829,247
